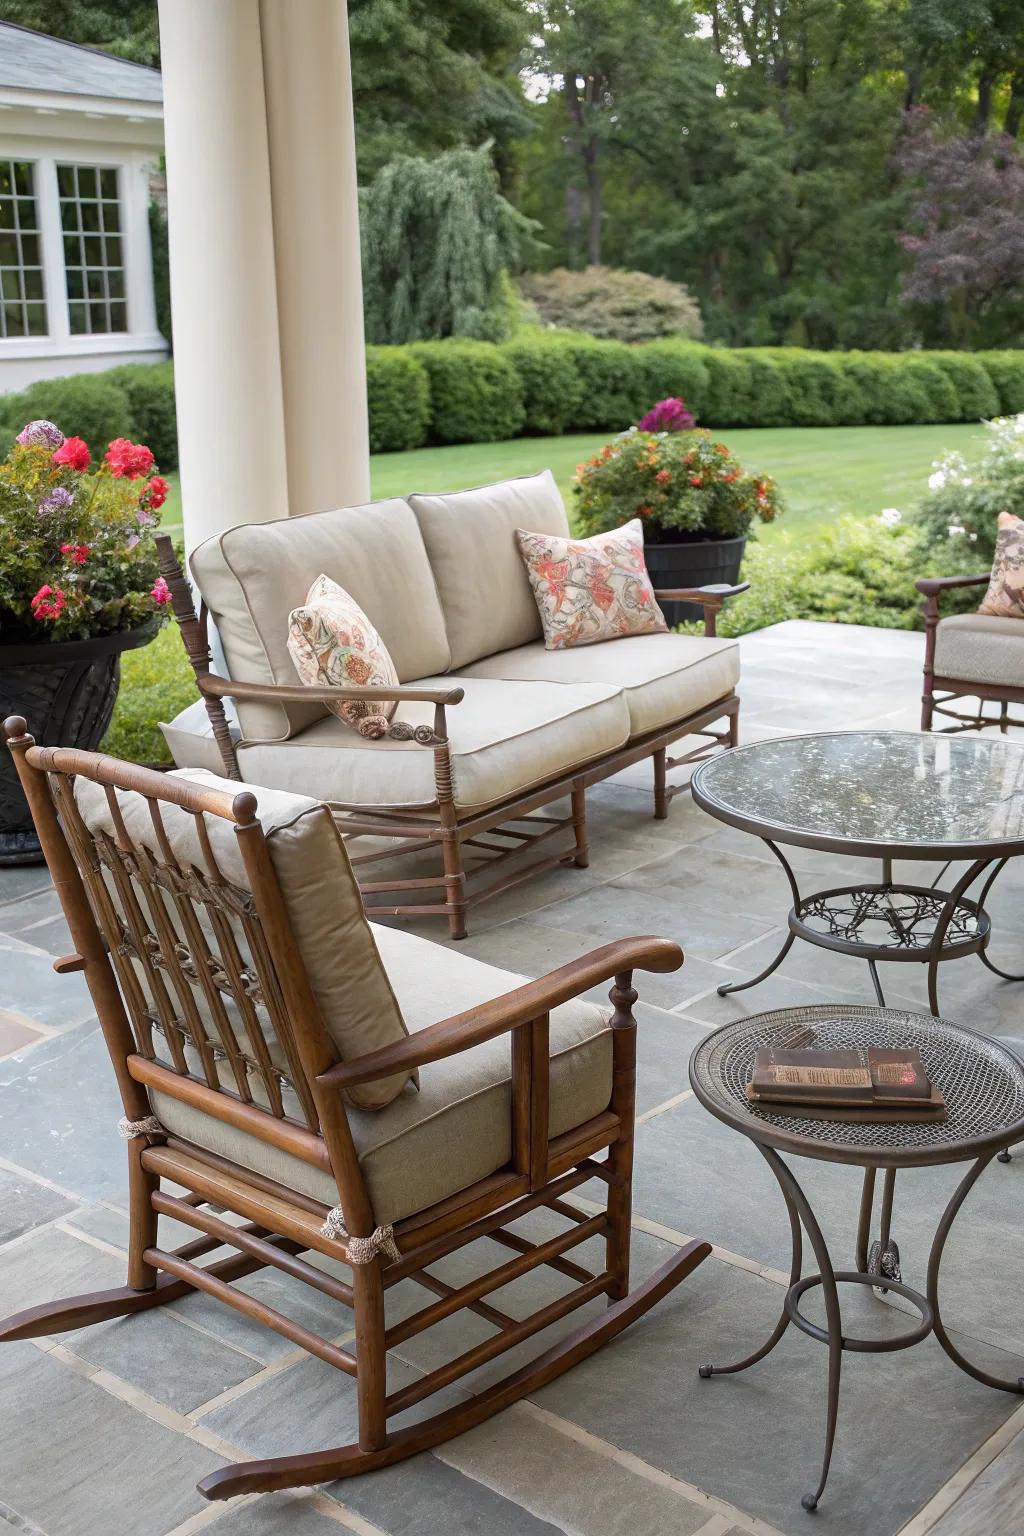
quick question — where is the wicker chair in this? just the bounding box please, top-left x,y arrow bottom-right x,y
918,573 -> 1024,733
0,716 -> 710,1501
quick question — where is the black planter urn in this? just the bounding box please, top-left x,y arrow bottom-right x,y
644,534 -> 747,627
0,624 -> 155,865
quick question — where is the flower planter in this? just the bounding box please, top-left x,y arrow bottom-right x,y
0,623 -> 156,864
644,534 -> 747,626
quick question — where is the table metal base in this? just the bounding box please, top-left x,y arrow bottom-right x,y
717,844 -> 1024,1016
698,1144 -> 1024,1513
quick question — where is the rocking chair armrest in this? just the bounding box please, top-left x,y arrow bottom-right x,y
316,935 -> 684,1091
197,673 -> 466,707
652,581 -> 749,604
915,573 -> 989,599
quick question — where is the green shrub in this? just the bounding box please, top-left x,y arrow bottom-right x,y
926,353 -> 1000,422
518,266 -> 703,343
107,362 -> 178,468
750,348 -> 866,426
410,340 -> 524,443
499,339 -> 584,435
102,623 -> 195,765
547,336 -> 651,432
913,411 -> 1024,572
838,354 -> 956,425
365,346 -> 431,452
0,373 -> 135,452
636,343 -> 712,422
699,351 -> 755,427
977,351 -> 1024,414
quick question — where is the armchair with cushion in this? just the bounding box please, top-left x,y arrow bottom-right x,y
0,718 -> 711,1500
917,573 -> 1024,733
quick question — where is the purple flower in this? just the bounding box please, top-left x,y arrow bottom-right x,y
637,397 -> 696,433
16,419 -> 64,449
126,532 -> 140,549
136,506 -> 156,526
38,486 -> 74,517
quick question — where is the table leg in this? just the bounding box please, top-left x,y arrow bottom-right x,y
855,1167 -> 876,1273
717,841 -> 801,998
974,859 -> 1024,983
927,857 -> 993,1016
927,1151 -> 1024,1395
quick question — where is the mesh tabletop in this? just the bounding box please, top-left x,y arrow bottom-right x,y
689,1005 -> 1024,1167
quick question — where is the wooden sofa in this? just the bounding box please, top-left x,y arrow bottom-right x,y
1,718 -> 711,1499
917,572 -> 1024,733
157,471 -> 747,937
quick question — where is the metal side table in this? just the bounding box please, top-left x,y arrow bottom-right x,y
689,1005 -> 1024,1514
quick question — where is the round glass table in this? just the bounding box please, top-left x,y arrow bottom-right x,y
689,1005 -> 1024,1514
690,730 -> 1024,1016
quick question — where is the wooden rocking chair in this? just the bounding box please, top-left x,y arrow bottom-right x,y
0,716 -> 710,1501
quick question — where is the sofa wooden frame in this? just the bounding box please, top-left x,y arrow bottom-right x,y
156,535 -> 746,938
918,572 -> 1024,734
0,717 -> 711,1500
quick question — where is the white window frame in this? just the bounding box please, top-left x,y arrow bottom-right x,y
0,156 -> 48,340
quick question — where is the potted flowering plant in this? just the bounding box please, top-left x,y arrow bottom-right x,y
0,419 -> 172,862
574,398 -> 781,624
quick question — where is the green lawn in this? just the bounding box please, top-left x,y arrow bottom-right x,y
159,422 -> 985,546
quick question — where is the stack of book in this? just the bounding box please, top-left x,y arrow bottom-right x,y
746,1047 -> 946,1122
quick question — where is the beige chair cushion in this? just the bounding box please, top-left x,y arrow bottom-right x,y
190,500 -> 451,743
237,675 -> 630,810
934,613 -> 1024,690
460,633 -> 740,738
409,471 -> 572,669
150,922 -> 613,1228
73,768 -> 412,1111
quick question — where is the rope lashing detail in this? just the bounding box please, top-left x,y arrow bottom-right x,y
117,1114 -> 163,1140
319,1205 -> 400,1265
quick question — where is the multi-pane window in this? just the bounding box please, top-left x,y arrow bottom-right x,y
0,161 -> 46,339
57,163 -> 126,335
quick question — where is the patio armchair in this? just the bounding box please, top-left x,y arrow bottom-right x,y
0,717 -> 711,1501
917,573 -> 1024,733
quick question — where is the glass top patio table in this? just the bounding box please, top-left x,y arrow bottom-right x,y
690,730 -> 1024,860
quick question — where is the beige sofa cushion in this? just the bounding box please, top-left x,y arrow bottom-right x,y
73,768 -> 412,1111
190,500 -> 451,743
237,675 -> 630,810
934,612 -> 1024,689
409,470 -> 572,668
150,922 -> 613,1228
461,633 -> 740,737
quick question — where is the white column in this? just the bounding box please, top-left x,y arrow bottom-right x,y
157,0 -> 289,553
260,0 -> 371,513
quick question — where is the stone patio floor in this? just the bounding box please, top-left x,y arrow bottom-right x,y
3,619 -> 1024,1536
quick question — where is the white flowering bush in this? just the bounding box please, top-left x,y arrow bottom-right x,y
915,413 -> 1024,572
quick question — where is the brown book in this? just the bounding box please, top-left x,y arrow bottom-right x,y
745,1082 -> 947,1124
750,1047 -> 932,1110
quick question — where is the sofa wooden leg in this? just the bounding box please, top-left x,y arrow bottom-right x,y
440,831 -> 468,940
921,690 -> 934,732
653,748 -> 669,820
127,1135 -> 160,1291
571,781 -> 589,868
728,703 -> 740,749
354,1261 -> 388,1453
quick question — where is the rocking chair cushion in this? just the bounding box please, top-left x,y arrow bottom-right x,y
149,922 -> 614,1227
933,612 -> 1024,689
72,770 -> 414,1111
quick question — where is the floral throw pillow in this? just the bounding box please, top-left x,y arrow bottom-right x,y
978,512 -> 1024,620
516,518 -> 667,651
287,574 -> 399,737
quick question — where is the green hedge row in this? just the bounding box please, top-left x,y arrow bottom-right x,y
3,342 -> 1023,464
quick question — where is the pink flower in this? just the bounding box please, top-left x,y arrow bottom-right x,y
105,438 -> 155,479
52,437 -> 90,472
60,542 -> 90,566
151,576 -> 172,605
31,584 -> 66,620
142,475 -> 169,510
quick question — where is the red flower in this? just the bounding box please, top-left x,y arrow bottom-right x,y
142,475 -> 169,510
655,469 -> 672,484
151,576 -> 172,605
105,437 -> 155,479
60,542 -> 90,566
31,584 -> 66,620
52,437 -> 90,473
689,475 -> 702,487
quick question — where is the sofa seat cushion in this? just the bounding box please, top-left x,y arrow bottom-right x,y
409,471 -> 572,669
934,613 -> 1024,689
190,499 -> 451,743
235,675 -> 630,811
74,769 -> 412,1111
150,923 -> 613,1228
460,633 -> 740,738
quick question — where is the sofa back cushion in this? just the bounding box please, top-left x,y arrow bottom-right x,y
190,500 -> 451,741
408,470 -> 572,668
73,768 -> 413,1111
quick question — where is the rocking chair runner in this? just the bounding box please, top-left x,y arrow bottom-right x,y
0,716 -> 710,1501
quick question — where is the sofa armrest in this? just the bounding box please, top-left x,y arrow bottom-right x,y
198,673 -> 466,707
315,935 -> 683,1092
653,581 -> 750,638
915,574 -> 988,599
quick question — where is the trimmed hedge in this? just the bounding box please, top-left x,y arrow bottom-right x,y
3,342 -> 1022,468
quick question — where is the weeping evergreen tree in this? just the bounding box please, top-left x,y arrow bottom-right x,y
360,146 -> 539,344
